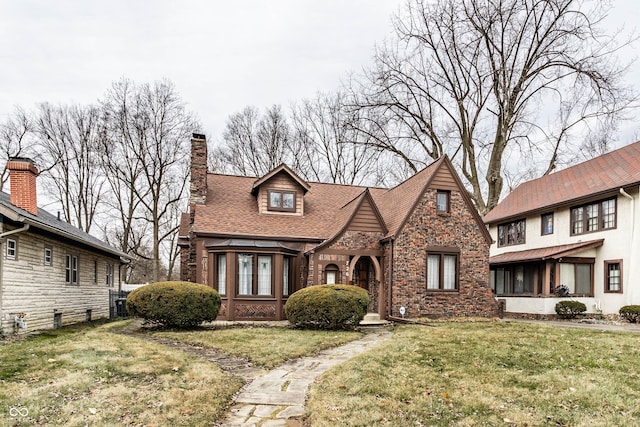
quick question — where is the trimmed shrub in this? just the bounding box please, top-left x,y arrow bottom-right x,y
555,300 -> 587,319
619,305 -> 640,323
126,281 -> 221,327
285,284 -> 369,330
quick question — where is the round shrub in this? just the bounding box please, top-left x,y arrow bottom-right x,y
619,305 -> 640,323
126,281 -> 221,327
285,284 -> 369,330
555,300 -> 587,319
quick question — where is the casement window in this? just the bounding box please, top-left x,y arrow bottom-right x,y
497,219 -> 526,247
605,260 -> 622,293
44,247 -> 52,265
571,198 -> 616,235
66,254 -> 79,284
436,190 -> 450,214
283,256 -> 291,297
324,264 -> 339,285
426,251 -> 458,291
237,253 -> 273,296
106,263 -> 114,286
215,253 -> 227,295
268,190 -> 295,212
6,238 -> 17,260
541,213 -> 554,235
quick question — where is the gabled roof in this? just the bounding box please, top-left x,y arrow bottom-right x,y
251,163 -> 311,196
0,191 -> 129,259
192,156 -> 490,245
484,141 -> 640,224
489,239 -> 604,264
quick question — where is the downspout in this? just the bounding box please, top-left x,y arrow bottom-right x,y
620,188 -> 636,305
0,224 -> 30,239
387,237 -> 394,318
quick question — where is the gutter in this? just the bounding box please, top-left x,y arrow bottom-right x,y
0,224 -> 29,239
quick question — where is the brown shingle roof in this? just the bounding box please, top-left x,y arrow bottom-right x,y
484,141 -> 640,224
489,239 -> 604,264
193,159 -> 443,241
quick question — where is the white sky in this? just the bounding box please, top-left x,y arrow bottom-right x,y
0,0 -> 638,147
0,0 -> 402,146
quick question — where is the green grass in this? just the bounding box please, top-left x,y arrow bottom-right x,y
307,322 -> 640,426
0,320 -> 243,426
153,327 -> 362,368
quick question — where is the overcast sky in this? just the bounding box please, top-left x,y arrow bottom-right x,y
1,0 -> 638,147
0,0 -> 402,146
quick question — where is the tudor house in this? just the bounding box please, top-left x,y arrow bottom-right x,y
0,158 -> 129,334
180,134 -> 498,321
484,141 -> 640,317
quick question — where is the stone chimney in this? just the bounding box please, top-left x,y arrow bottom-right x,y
6,157 -> 39,215
190,133 -> 208,211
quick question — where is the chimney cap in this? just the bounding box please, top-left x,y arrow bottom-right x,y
192,133 -> 206,140
6,157 -> 39,175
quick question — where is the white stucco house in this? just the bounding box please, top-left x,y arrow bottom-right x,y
483,141 -> 640,317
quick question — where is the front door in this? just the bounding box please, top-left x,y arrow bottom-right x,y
353,257 -> 378,312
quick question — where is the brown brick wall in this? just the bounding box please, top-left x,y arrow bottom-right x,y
391,189 -> 498,318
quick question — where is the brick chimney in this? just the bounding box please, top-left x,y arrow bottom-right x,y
6,157 -> 39,215
190,133 -> 208,210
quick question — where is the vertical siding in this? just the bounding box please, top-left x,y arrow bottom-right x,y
257,172 -> 304,216
0,230 -> 122,334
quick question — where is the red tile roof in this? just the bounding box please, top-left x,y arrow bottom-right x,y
484,141 -> 640,224
489,239 -> 604,264
192,158 -> 445,241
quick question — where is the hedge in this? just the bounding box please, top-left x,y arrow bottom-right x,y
126,281 -> 221,327
619,305 -> 640,323
555,300 -> 587,319
285,284 -> 369,330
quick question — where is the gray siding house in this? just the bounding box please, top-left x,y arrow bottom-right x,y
0,158 -> 129,334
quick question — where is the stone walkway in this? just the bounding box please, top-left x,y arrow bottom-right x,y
219,328 -> 393,427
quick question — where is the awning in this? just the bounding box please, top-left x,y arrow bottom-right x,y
203,238 -> 303,252
489,239 -> 604,265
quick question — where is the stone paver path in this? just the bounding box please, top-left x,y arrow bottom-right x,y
220,328 -> 392,427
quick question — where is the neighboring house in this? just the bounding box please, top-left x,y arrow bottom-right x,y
0,158 -> 129,334
483,141 -> 640,317
179,134 -> 498,321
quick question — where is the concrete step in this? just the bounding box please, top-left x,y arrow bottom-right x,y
359,313 -> 391,326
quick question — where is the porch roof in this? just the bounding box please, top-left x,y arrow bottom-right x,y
489,239 -> 604,265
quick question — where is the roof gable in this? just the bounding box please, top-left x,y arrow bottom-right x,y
251,164 -> 310,196
346,191 -> 387,234
484,141 -> 640,224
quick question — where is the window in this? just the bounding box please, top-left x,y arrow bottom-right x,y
490,265 -> 537,295
571,198 -> 616,235
283,256 -> 291,297
106,263 -> 114,286
324,264 -> 339,285
426,252 -> 458,290
237,253 -> 273,296
94,260 -> 98,283
44,247 -> 52,265
541,213 -> 554,235
216,254 -> 227,295
66,255 -> 78,284
6,238 -> 16,260
605,260 -> 622,293
268,190 -> 295,212
559,262 -> 593,296
497,219 -> 526,247
436,190 -> 450,213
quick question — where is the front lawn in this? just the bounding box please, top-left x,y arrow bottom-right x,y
154,327 -> 362,368
0,320 -> 243,426
307,321 -> 640,426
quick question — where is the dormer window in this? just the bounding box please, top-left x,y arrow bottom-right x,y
268,190 -> 296,212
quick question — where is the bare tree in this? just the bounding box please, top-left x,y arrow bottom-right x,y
351,0 -> 637,213
0,107 -> 40,191
218,105 -> 293,176
291,92 -> 384,186
101,78 -> 198,281
35,103 -> 106,232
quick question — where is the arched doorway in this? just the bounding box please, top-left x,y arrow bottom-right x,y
352,256 -> 379,313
